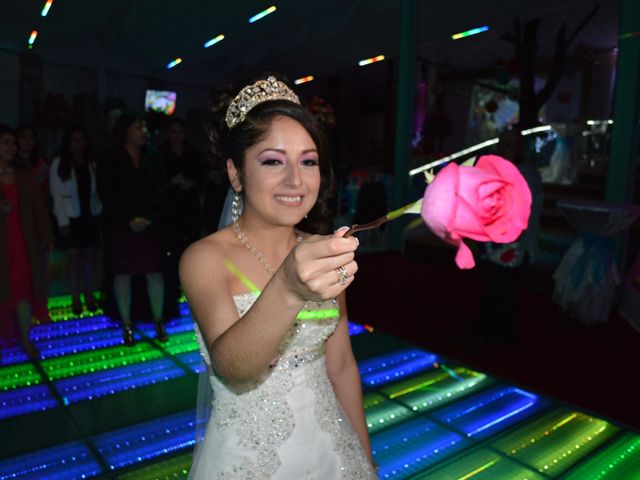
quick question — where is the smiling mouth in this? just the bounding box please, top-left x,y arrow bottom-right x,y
274,195 -> 304,206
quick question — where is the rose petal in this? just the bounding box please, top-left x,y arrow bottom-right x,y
421,163 -> 459,240
455,240 -> 475,269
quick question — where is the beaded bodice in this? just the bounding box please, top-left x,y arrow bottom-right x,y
194,292 -> 339,375
191,293 -> 376,479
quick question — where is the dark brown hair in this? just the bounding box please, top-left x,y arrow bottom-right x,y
208,76 -> 335,234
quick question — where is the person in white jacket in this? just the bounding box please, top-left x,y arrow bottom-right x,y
50,127 -> 102,314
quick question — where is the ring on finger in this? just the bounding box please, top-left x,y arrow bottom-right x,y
336,265 -> 349,285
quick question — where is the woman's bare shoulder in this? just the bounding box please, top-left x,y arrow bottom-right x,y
179,227 -> 236,277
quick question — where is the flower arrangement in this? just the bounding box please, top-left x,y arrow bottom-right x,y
345,155 -> 532,269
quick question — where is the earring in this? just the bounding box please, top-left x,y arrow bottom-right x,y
231,190 -> 242,224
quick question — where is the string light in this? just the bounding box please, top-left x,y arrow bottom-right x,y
249,6 -> 276,23
358,55 -> 385,66
28,30 -> 38,49
166,58 -> 182,69
294,75 -> 314,85
452,26 -> 489,40
41,0 -> 54,17
204,34 -> 224,48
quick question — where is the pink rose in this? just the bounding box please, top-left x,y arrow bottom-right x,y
420,155 -> 532,269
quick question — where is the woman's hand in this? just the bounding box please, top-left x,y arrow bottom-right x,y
280,226 -> 359,302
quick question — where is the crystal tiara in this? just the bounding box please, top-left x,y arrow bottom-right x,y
224,76 -> 300,129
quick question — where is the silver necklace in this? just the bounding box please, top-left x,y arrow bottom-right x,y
233,219 -> 302,275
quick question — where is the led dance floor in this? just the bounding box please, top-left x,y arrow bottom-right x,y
0,295 -> 639,479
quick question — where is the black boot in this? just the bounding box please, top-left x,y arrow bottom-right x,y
155,321 -> 168,343
123,325 -> 135,346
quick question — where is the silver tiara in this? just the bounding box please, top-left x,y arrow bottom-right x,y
224,76 -> 300,129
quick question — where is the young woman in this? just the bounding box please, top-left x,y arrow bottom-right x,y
50,127 -> 102,314
181,76 -> 377,478
0,124 -> 53,359
98,114 -> 167,345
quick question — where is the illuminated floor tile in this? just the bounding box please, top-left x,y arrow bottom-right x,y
491,407 -> 620,476
0,384 -> 58,419
36,328 -> 128,359
364,392 -> 415,434
0,440 -> 103,480
380,366 -> 492,413
371,416 -> 468,479
92,410 -> 196,471
0,345 -> 28,366
42,343 -> 163,381
161,332 -> 198,356
117,451 -> 193,480
31,316 -> 119,341
137,317 -> 195,337
175,351 -> 205,373
561,432 -> 640,480
349,322 -> 367,336
431,385 -> 550,440
414,447 -> 546,480
54,358 -> 186,403
359,349 -> 438,389
0,362 -> 43,391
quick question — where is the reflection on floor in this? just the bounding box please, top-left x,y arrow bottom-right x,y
0,295 -> 639,479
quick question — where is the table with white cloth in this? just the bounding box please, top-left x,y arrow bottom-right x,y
553,200 -> 640,324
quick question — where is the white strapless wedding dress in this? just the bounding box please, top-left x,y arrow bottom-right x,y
189,292 -> 378,479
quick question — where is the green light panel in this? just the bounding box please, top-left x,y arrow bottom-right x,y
491,408 -> 620,477
117,451 -> 193,480
161,332 -> 199,356
0,363 -> 43,390
414,448 -> 546,480
42,343 -> 163,381
363,393 -> 415,434
562,432 -> 640,480
380,366 -> 491,413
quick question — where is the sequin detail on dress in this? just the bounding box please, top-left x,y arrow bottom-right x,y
192,293 -> 371,479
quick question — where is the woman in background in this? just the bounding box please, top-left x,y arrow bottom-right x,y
50,126 -> 102,314
0,124 -> 53,359
99,114 -> 167,345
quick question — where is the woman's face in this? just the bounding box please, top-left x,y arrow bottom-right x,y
17,128 -> 35,155
69,130 -> 87,160
168,122 -> 186,147
0,133 -> 17,164
229,115 -> 321,227
126,119 -> 148,147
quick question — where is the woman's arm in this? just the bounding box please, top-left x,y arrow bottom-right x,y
325,290 -> 373,465
179,231 -> 359,389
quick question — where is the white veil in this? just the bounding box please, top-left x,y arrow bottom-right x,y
188,186 -> 243,478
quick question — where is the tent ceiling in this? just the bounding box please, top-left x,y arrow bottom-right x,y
1,0 -> 617,87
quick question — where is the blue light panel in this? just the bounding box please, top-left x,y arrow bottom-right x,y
348,322 -> 367,336
36,328 -> 132,359
54,358 -> 186,403
0,384 -> 58,419
359,349 -> 438,388
0,440 -> 103,480
175,351 -> 205,373
371,416 -> 468,479
0,345 -> 28,366
137,316 -> 195,337
431,386 -> 549,440
31,316 -> 119,341
92,410 -> 197,470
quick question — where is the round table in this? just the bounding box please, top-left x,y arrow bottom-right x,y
553,200 -> 640,324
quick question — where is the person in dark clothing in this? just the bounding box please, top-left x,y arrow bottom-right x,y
98,113 -> 168,345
